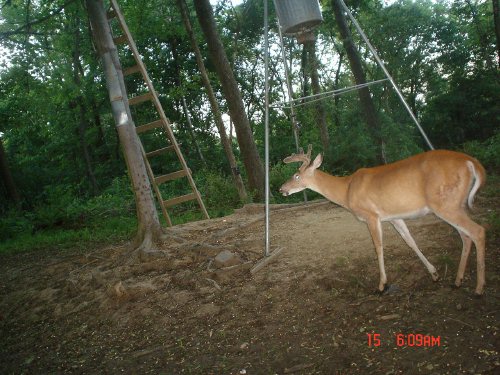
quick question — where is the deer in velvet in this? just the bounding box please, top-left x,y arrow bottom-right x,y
279,145 -> 486,295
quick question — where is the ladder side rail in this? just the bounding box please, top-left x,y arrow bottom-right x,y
110,0 -> 209,219
139,142 -> 173,227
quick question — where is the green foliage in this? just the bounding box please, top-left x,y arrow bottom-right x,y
1,0 -> 498,255
197,170 -> 242,212
462,132 -> 500,171
0,212 -> 33,242
0,177 -> 136,252
0,216 -> 136,255
486,211 -> 500,243
27,177 -> 134,232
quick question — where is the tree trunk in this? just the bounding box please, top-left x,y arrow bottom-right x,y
177,0 -> 248,202
0,137 -> 21,207
331,0 -> 385,164
90,97 -> 111,163
86,0 -> 164,254
493,0 -> 500,68
71,14 -> 99,195
303,39 -> 330,155
333,51 -> 344,126
193,0 -> 264,200
301,46 -> 310,101
181,96 -> 206,167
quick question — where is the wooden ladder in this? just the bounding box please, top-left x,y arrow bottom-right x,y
107,0 -> 209,226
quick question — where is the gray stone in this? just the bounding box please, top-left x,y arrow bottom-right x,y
214,250 -> 242,268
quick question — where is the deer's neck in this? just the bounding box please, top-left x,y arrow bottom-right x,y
310,170 -> 351,208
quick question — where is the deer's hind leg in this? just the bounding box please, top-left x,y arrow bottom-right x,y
434,209 -> 486,295
455,231 -> 473,288
391,219 -> 439,281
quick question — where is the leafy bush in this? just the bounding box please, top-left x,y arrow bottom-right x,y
197,170 -> 241,212
0,212 -> 33,241
0,177 -> 135,243
0,177 -> 137,253
31,185 -> 83,230
462,132 -> 500,171
27,176 -> 135,232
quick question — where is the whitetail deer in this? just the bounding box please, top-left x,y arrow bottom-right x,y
280,145 -> 486,295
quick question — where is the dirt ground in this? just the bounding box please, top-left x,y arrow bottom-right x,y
1,198 -> 499,374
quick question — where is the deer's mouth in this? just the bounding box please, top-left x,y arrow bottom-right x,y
279,187 -> 289,196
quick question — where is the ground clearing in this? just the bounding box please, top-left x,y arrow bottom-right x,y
1,196 -> 499,374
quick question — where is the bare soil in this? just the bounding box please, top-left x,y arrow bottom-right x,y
1,198 -> 499,374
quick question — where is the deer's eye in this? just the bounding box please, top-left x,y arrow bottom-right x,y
294,174 -> 300,180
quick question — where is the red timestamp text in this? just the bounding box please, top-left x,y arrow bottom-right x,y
367,333 -> 441,347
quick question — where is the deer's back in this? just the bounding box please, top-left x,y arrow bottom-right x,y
346,150 -> 483,220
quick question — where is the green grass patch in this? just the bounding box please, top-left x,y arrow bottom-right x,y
0,216 -> 136,255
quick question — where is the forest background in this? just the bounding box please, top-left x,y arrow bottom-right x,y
0,0 -> 499,253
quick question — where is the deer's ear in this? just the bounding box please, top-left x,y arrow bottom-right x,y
311,153 -> 322,169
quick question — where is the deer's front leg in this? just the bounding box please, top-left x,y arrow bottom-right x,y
366,217 -> 387,292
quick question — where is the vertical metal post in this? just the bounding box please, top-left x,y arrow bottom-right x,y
338,0 -> 434,150
264,0 -> 271,257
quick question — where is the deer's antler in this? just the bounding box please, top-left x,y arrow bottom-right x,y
283,144 -> 312,172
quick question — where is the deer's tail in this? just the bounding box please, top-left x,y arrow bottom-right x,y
467,158 -> 486,209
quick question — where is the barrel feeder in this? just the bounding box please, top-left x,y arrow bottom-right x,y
274,0 -> 323,41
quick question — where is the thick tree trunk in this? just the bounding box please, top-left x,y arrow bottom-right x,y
177,0 -> 248,202
193,0 -> 264,200
303,39 -> 330,154
0,137 -> 21,207
331,0 -> 385,164
86,0 -> 164,254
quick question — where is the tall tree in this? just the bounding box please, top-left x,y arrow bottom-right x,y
177,0 -> 247,202
193,0 -> 265,200
69,8 -> 99,195
493,0 -> 500,67
331,0 -> 385,164
302,37 -> 330,155
0,137 -> 21,207
86,0 -> 164,254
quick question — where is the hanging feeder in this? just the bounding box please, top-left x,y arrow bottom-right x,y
274,0 -> 323,43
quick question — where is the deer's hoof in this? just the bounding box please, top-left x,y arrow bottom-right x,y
474,288 -> 484,298
376,284 -> 400,295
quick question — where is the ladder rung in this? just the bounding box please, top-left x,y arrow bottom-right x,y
146,145 -> 176,158
113,35 -> 128,45
163,193 -> 197,208
129,92 -> 153,106
107,10 -> 117,19
155,170 -> 187,185
136,119 -> 163,134
123,65 -> 141,76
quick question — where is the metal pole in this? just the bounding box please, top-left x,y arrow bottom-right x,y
264,0 -> 270,257
338,0 -> 434,150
